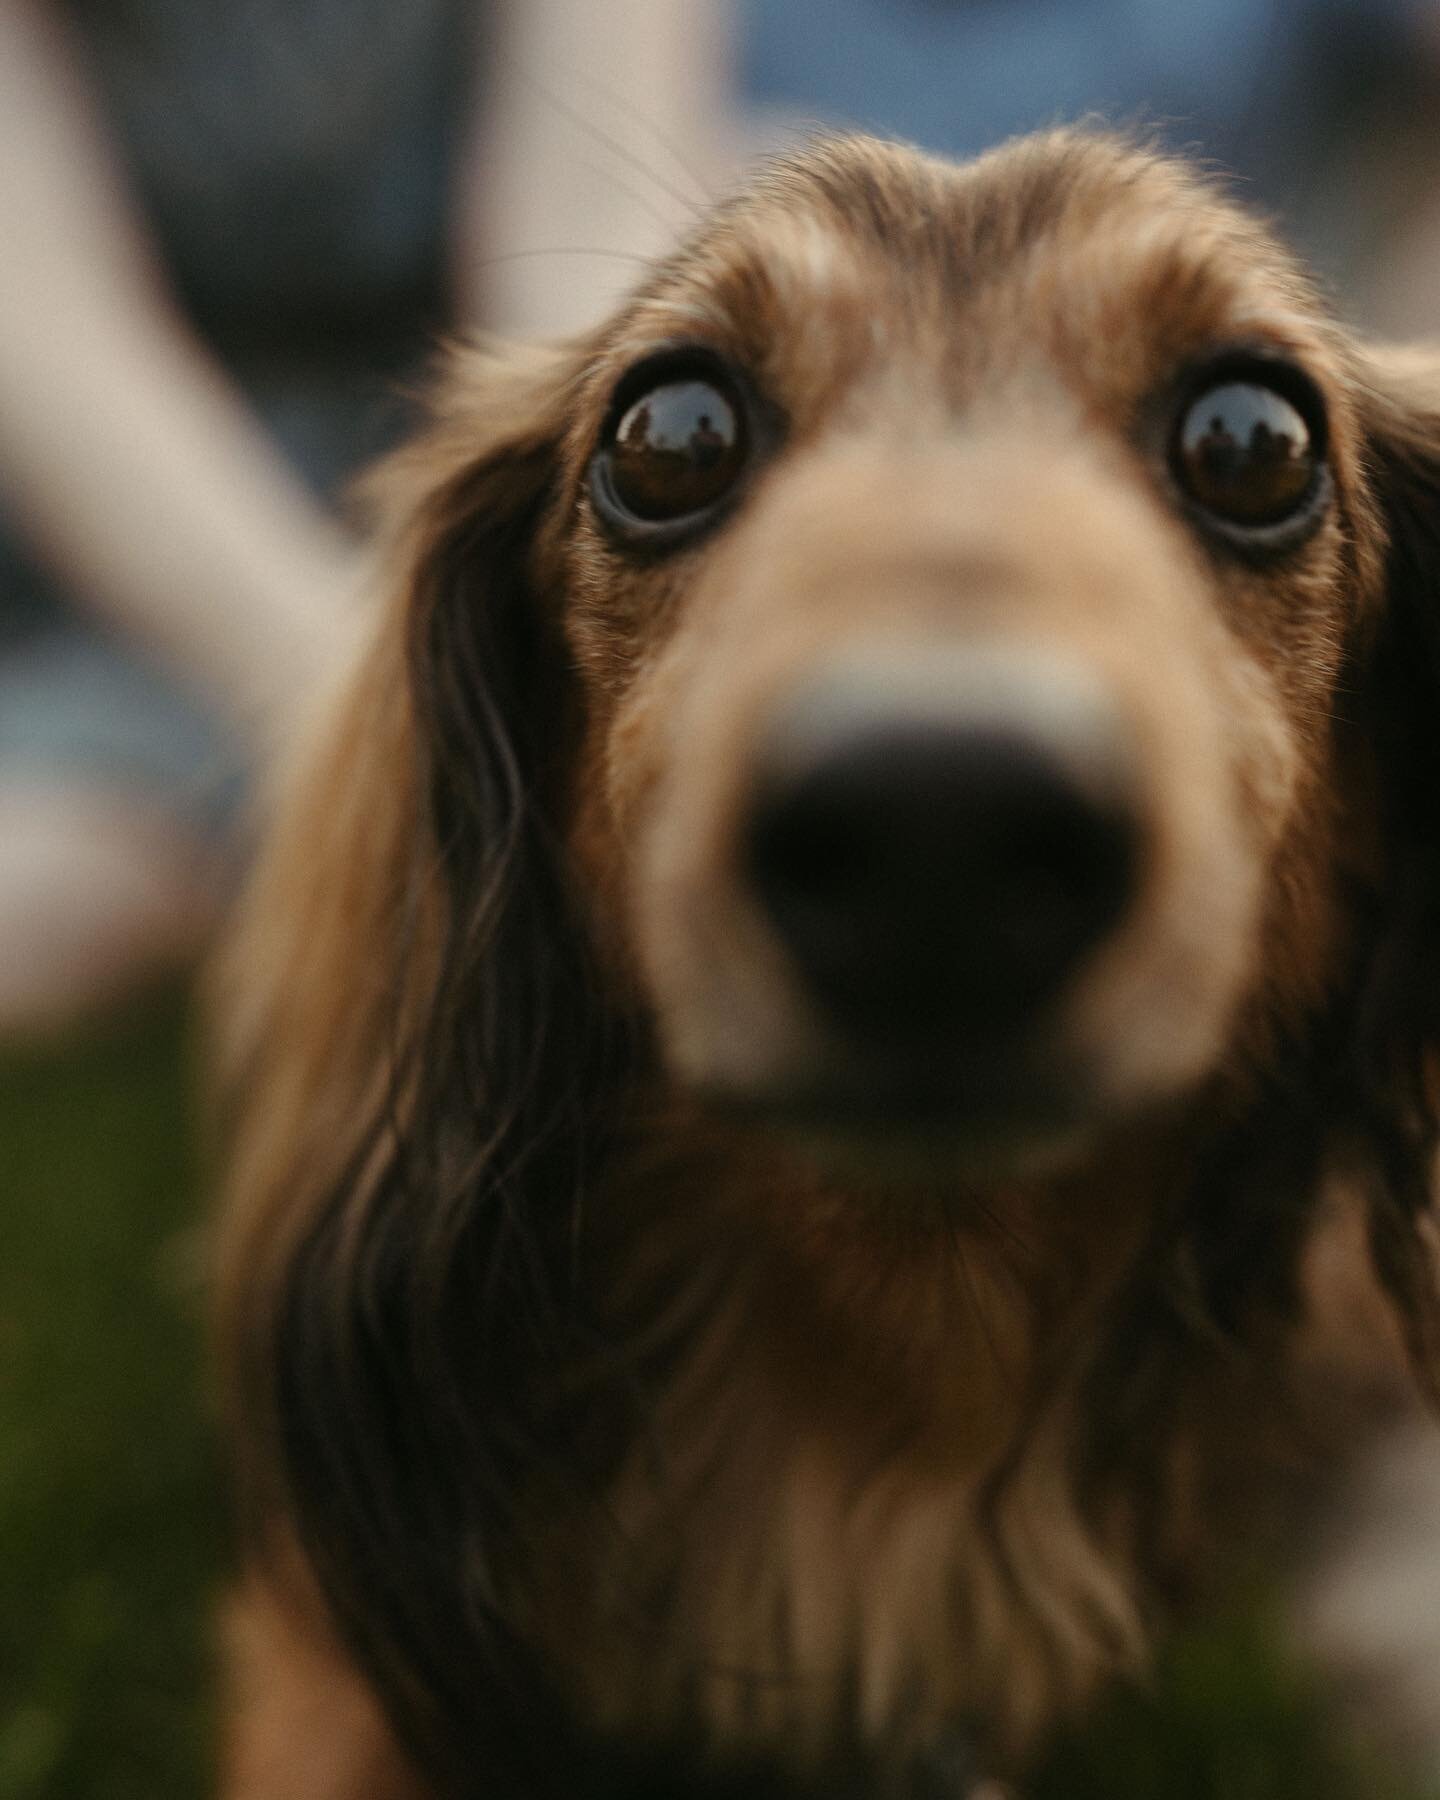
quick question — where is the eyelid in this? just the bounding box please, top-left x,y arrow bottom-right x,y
1170,348 -> 1329,450
599,343 -> 745,440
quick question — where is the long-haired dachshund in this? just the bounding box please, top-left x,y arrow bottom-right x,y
215,129 -> 1440,1798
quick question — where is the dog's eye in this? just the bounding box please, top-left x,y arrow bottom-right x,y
592,366 -> 750,539
1172,380 -> 1320,528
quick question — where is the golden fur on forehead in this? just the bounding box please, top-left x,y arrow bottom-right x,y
557,129 -> 1375,634
609,130 -> 1322,366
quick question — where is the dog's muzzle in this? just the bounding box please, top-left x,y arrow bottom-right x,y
743,647 -> 1144,1053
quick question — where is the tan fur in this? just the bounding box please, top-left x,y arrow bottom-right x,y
216,131 -> 1440,1796
222,1571 -> 425,1799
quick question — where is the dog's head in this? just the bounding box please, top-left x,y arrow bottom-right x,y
574,137 -> 1354,1165
222,131 -> 1440,1789
393,133 -> 1438,1174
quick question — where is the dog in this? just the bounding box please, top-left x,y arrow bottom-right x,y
214,127 -> 1440,1798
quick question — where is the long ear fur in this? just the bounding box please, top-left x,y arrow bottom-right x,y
215,342 -> 629,1792
1345,344 -> 1440,1402
1077,348 -> 1440,1546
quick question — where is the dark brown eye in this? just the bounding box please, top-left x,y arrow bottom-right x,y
1172,379 -> 1321,528
594,368 -> 750,537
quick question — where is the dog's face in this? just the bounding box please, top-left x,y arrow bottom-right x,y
225,130 -> 1440,1793
500,133 -> 1387,1171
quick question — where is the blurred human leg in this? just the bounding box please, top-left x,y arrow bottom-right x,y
0,782 -> 215,1036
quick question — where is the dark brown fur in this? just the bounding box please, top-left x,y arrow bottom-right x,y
216,131 -> 1440,1797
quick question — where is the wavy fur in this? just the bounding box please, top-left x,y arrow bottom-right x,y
217,132 -> 1440,1799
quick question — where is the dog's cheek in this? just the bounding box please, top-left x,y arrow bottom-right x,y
604,628 -> 810,1093
1198,525 -> 1364,1016
1157,629 -> 1348,1092
559,545 -> 708,982
1223,598 -> 1363,1050
1050,591 -> 1296,1110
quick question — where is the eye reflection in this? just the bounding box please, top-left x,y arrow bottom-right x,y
1174,380 -> 1319,528
608,377 -> 746,523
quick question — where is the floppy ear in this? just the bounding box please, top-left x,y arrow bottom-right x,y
1071,348 -> 1440,1557
1349,344 -> 1440,1402
215,341 -> 624,1790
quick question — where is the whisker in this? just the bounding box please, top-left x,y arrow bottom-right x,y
504,60 -> 709,226
943,1196 -> 1020,1394
470,247 -> 656,274
975,1200 -> 1036,1266
558,65 -> 719,206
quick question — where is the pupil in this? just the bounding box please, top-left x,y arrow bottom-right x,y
1177,381 -> 1315,526
610,377 -> 743,521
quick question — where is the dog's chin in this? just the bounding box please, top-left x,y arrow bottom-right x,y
695,1054 -> 1109,1186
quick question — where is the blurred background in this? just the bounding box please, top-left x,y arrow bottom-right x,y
3,0 -> 1440,1792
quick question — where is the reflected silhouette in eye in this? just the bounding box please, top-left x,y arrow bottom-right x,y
1171,373 -> 1325,534
590,355 -> 756,545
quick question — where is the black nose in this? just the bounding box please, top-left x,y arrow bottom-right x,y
745,717 -> 1141,1041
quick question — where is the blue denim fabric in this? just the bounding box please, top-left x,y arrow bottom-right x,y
738,0 -> 1428,242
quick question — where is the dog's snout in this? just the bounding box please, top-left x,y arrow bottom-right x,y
744,658 -> 1143,1042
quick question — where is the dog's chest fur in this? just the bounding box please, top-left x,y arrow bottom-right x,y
523,1138 -> 1279,1774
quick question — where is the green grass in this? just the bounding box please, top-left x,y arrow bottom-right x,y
1033,1603 -> 1433,1800
0,998 -> 218,1799
0,997 -> 1431,1798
